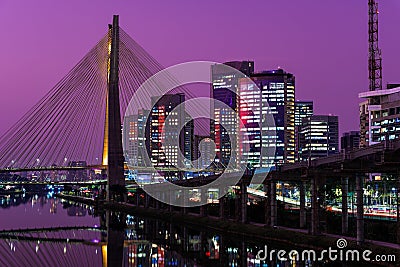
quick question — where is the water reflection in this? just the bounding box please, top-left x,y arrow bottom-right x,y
0,194 -> 359,266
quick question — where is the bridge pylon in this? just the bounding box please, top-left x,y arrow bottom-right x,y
104,15 -> 126,201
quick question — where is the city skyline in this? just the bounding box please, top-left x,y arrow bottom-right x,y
1,1 -> 400,136
0,9 -> 399,265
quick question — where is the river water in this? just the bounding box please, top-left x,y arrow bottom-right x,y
0,193 -> 371,267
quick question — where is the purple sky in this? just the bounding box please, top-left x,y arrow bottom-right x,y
0,0 -> 399,136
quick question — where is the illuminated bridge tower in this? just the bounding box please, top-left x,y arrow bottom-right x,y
103,15 -> 125,201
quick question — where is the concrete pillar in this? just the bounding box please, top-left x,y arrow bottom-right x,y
106,211 -> 125,267
135,191 -> 140,206
106,16 -> 125,203
219,236 -> 227,265
219,196 -> 225,219
265,182 -> 271,225
200,189 -> 207,216
199,205 -> 206,216
159,192 -> 166,209
199,231 -> 206,262
168,190 -> 173,212
235,190 -> 241,221
341,177 -> 349,235
181,190 -> 187,215
155,193 -> 160,210
299,181 -> 306,228
145,194 -> 150,209
311,176 -> 319,235
356,175 -> 364,245
270,180 -> 277,227
183,226 -> 188,252
241,182 -> 248,223
240,240 -> 247,267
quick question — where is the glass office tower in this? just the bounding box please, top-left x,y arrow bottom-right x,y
211,61 -> 254,169
294,101 -> 313,161
298,115 -> 339,160
239,69 -> 295,167
150,94 -> 186,169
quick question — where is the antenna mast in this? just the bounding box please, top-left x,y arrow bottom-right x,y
368,0 -> 382,92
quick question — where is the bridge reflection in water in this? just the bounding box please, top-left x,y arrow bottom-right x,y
0,195 -> 316,267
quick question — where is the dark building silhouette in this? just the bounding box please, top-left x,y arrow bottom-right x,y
341,131 -> 360,151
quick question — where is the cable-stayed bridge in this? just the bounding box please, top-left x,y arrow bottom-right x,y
0,15 -> 217,197
1,15 -> 400,249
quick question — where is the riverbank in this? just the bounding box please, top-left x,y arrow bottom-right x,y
57,193 -> 400,266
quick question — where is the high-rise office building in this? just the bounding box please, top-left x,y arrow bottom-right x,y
341,131 -> 360,151
211,61 -> 254,169
359,84 -> 400,147
295,101 -> 314,126
183,117 -> 194,168
295,101 -> 313,161
150,94 -> 186,169
123,109 -> 150,167
123,114 -> 139,166
137,109 -> 151,167
298,115 -> 339,161
238,69 -> 296,168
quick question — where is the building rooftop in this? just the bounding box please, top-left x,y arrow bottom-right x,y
359,86 -> 400,99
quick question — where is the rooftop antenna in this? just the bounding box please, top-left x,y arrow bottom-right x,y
368,0 -> 382,92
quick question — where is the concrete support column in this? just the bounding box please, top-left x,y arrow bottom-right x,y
299,181 -> 306,229
181,190 -> 187,215
219,196 -> 225,219
311,176 -> 319,235
106,15 -> 125,203
155,192 -> 160,210
200,189 -> 207,216
240,240 -> 247,267
264,182 -> 271,226
235,191 -> 241,221
135,191 -> 140,206
341,177 -> 349,235
183,226 -> 188,252
145,194 -> 150,209
219,236 -> 227,265
100,184 -> 107,200
241,182 -> 248,223
168,190 -> 173,212
160,191 -> 165,209
270,180 -> 277,227
199,205 -> 206,216
356,175 -> 364,245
